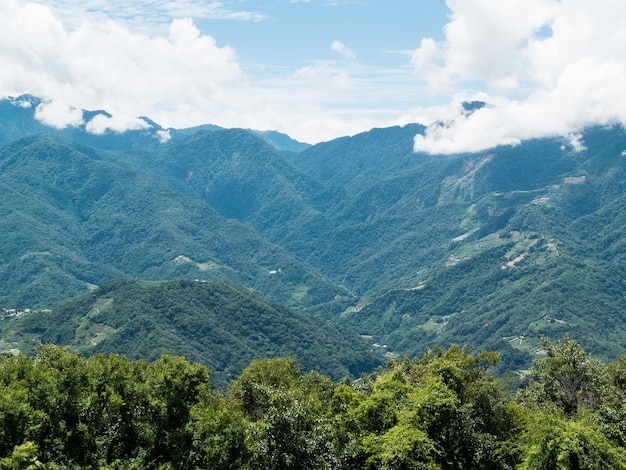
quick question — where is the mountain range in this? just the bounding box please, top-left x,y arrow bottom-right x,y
2,94 -> 626,375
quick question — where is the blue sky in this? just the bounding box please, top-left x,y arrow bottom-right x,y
198,2 -> 447,68
1,0 -> 625,152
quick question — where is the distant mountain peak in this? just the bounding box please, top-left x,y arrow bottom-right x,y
83,109 -> 112,120
461,100 -> 488,116
0,94 -> 311,153
5,94 -> 42,108
251,130 -> 311,153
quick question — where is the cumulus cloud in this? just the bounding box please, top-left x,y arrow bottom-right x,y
85,114 -> 151,135
12,96 -> 36,108
34,101 -> 84,129
0,0 -> 385,143
8,0 -> 623,148
412,0 -> 626,154
156,129 -> 172,143
0,0 -> 243,132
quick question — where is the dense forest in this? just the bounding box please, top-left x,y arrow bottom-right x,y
3,96 -> 626,374
3,97 -> 626,469
1,338 -> 625,469
2,280 -> 380,387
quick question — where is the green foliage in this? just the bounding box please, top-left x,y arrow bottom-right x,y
229,358 -> 337,469
0,341 -> 625,469
187,394 -> 250,469
0,441 -> 42,470
519,413 -> 626,470
8,280 -> 381,387
3,113 -> 626,386
0,346 -> 213,469
360,424 -> 438,470
0,133 -> 344,309
519,337 -> 607,415
517,337 -> 626,469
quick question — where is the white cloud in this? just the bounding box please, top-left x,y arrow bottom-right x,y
13,97 -> 35,108
438,0 -> 557,92
295,62 -> 351,88
156,129 -> 172,143
0,0 -> 395,143
412,0 -> 626,154
0,0 -> 438,144
85,114 -> 150,135
0,1 -> 243,132
7,0 -> 624,148
561,133 -> 586,153
331,41 -> 356,60
411,38 -> 450,95
34,100 -> 84,129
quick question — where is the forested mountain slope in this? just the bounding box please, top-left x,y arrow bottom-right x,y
2,93 -> 626,372
145,128 -> 327,240
308,125 -> 626,367
2,280 -> 379,387
0,134 -> 344,308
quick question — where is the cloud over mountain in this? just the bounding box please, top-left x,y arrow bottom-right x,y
411,0 -> 626,154
1,1 -> 624,148
0,1 -> 242,132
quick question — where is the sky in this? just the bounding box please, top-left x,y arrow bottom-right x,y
1,0 -> 626,153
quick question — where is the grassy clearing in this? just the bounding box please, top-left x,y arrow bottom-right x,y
291,284 -> 309,302
419,316 -> 449,334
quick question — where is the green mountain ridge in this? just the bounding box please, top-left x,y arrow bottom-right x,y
2,279 -> 380,387
0,134 -> 344,308
2,95 -> 626,372
324,126 -> 626,366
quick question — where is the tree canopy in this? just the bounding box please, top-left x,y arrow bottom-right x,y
1,338 -> 625,469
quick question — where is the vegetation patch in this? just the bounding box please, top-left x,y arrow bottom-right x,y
2,339 -> 623,470
291,283 -> 309,302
